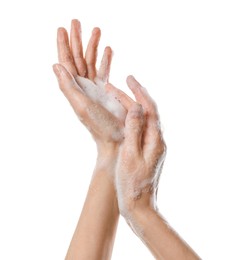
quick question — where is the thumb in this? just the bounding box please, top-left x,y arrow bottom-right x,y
124,103 -> 144,154
52,63 -> 78,94
53,63 -> 88,116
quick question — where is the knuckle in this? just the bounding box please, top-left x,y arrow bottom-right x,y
129,111 -> 142,121
127,120 -> 142,133
59,79 -> 76,94
126,104 -> 144,130
158,143 -> 167,157
153,131 -> 167,157
86,59 -> 95,66
73,54 -> 83,60
129,104 -> 143,119
60,51 -> 73,62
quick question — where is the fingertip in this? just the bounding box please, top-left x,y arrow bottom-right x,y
126,75 -> 135,82
71,19 -> 81,30
104,46 -> 113,55
57,27 -> 67,34
102,46 -> 113,63
52,63 -> 61,77
52,63 -> 72,80
71,19 -> 80,24
92,27 -> 101,36
126,75 -> 149,108
126,75 -> 139,90
57,27 -> 68,41
53,64 -> 78,94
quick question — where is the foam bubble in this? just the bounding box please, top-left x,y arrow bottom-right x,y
75,76 -> 127,121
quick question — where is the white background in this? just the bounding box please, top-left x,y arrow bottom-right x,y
0,0 -> 240,259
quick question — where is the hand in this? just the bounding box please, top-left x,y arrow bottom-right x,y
55,20 -> 123,260
57,19 -> 110,81
53,20 -> 126,150
107,76 -> 166,217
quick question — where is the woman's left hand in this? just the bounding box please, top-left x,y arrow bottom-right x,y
53,20 -> 126,150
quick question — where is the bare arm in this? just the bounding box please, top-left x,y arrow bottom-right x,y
129,207 -> 200,260
108,76 -> 201,260
53,20 -> 124,259
54,19 -> 201,259
65,151 -> 119,260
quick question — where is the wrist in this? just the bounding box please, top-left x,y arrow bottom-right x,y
89,148 -> 119,200
96,145 -> 118,166
91,145 -> 119,182
97,140 -> 119,159
123,205 -> 159,238
118,185 -> 158,218
96,140 -> 120,154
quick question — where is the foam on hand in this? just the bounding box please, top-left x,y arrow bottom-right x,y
75,76 -> 127,121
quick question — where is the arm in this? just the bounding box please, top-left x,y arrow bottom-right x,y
130,208 -> 200,260
65,150 -> 119,260
108,76 -> 201,260
53,20 -> 124,259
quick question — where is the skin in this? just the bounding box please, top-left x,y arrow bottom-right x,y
53,19 -> 123,259
53,19 -> 201,260
108,79 -> 201,259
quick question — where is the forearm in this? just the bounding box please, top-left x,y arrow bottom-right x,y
65,151 -> 119,260
128,206 -> 200,260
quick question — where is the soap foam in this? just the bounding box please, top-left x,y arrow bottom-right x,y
75,76 -> 127,121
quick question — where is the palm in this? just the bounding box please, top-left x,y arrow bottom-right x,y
55,19 -> 126,143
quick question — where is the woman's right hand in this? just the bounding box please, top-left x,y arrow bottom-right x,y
107,76 -> 167,217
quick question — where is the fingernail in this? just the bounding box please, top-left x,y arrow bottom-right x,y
129,75 -> 135,80
92,27 -> 100,35
72,19 -> 80,29
127,75 -> 137,90
127,75 -> 135,84
53,64 -> 62,77
72,19 -> 79,24
105,46 -> 113,55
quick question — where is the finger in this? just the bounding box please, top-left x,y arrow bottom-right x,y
127,75 -> 161,127
57,27 -> 78,76
123,103 -> 144,155
53,64 -> 122,140
126,75 -> 165,155
126,75 -> 158,116
52,63 -> 87,115
143,131 -> 166,168
105,83 -> 134,110
98,46 -> 113,82
70,19 -> 87,77
85,27 -> 101,80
